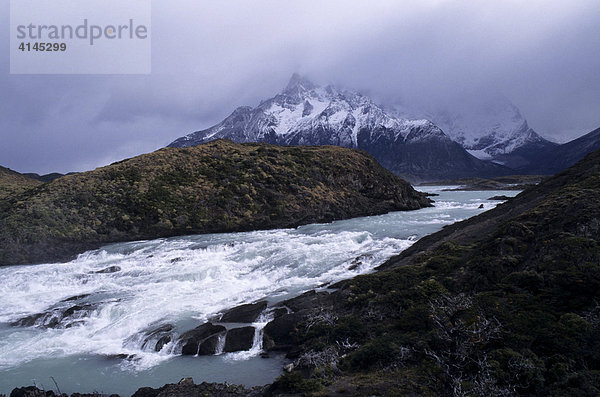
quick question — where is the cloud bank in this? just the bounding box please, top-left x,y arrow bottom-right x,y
1,0 -> 599,173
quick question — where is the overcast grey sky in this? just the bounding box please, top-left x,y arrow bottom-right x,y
1,0 -> 599,174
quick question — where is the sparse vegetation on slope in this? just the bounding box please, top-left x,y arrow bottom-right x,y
264,150 -> 600,396
0,140 -> 430,266
0,166 -> 42,200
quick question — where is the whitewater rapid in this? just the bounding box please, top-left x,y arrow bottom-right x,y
0,188 -> 518,394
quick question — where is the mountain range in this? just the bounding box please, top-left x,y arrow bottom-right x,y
169,74 -> 599,181
169,74 -> 510,182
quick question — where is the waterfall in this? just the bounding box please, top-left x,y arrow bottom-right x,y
215,333 -> 226,355
250,311 -> 274,353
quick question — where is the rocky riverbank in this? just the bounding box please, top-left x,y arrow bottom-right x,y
8,379 -> 264,397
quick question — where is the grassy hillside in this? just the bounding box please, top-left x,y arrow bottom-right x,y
266,149 -> 600,396
0,140 -> 430,266
0,166 -> 42,200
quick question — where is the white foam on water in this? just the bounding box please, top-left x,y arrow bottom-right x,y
0,228 -> 412,370
0,188 -> 519,372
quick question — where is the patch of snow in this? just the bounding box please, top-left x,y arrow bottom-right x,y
467,149 -> 493,160
269,103 -> 305,135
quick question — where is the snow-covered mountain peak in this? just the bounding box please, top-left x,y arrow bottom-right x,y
174,74 -> 449,149
167,74 -> 510,182
251,75 -> 441,143
284,73 -> 318,93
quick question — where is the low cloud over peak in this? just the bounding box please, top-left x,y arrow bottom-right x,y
1,0 -> 599,174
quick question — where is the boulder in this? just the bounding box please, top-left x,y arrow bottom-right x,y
263,313 -> 301,348
271,307 -> 288,319
197,333 -> 223,355
103,353 -> 137,361
140,324 -> 174,352
62,304 -> 95,318
60,293 -> 91,302
224,326 -> 255,352
131,387 -> 158,397
262,334 -> 275,350
178,378 -> 194,386
11,312 -> 52,328
92,265 -> 121,274
179,323 -> 226,355
219,301 -> 267,323
11,303 -> 97,329
155,335 -> 172,352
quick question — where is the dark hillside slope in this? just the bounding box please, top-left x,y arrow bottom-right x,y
0,166 -> 42,200
0,140 -> 430,266
264,149 -> 600,396
514,126 -> 600,175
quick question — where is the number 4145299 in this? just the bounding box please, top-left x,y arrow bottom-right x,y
18,42 -> 67,51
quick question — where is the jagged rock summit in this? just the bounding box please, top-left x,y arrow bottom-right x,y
169,74 -> 510,182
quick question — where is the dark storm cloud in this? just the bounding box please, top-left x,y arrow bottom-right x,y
1,0 -> 599,173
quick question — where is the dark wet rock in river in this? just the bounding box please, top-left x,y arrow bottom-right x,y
60,294 -> 91,302
92,265 -> 121,274
103,353 -> 137,361
219,301 -> 267,323
348,253 -> 374,271
62,304 -> 94,318
197,333 -> 223,355
179,323 -> 226,355
488,195 -> 511,200
11,303 -> 97,329
11,312 -> 56,328
140,324 -> 174,352
223,326 -> 255,352
155,335 -> 172,352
